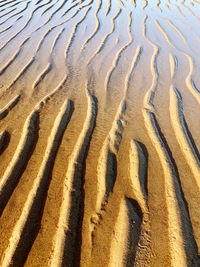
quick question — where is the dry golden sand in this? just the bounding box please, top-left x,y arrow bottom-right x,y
0,0 -> 200,266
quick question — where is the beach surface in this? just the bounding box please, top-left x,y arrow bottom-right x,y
0,0 -> 200,266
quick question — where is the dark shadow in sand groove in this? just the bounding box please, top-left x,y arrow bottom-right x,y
125,197 -> 143,267
182,116 -> 200,164
105,150 -> 117,199
0,130 -> 10,155
135,141 -> 149,196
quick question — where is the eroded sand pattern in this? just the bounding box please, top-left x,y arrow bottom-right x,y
0,0 -> 200,266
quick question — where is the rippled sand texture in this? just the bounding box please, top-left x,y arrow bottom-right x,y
0,0 -> 200,266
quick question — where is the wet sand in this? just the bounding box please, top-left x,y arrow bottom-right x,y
0,0 -> 200,266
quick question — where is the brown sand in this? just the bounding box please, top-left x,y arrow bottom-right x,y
0,0 -> 200,266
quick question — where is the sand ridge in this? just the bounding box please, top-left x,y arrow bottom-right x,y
0,0 -> 200,266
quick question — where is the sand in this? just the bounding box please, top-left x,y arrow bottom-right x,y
0,0 -> 200,266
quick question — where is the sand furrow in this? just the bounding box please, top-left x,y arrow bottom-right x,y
95,100 -> 126,215
0,1 -> 30,22
108,197 -> 143,267
142,14 -> 162,111
35,27 -> 58,54
41,0 -> 60,16
162,18 -> 187,45
129,140 -> 152,266
60,0 -> 93,21
36,0 -> 44,5
0,26 -> 61,90
0,0 -> 21,13
169,53 -> 178,79
82,0 -> 102,48
108,198 -> 130,267
0,0 -> 57,51
143,36 -> 159,109
0,108 -> 39,217
131,0 -> 136,8
0,0 -> 20,9
65,6 -> 92,57
156,0 -> 162,12
0,94 -> 20,120
82,100 -> 127,265
49,86 -> 96,267
0,99 -> 72,267
6,58 -> 35,91
91,7 -> 121,56
124,45 -> 142,96
33,0 -> 55,16
154,19 -> 175,48
172,3 -> 185,17
106,0 -> 111,15
129,140 -> 148,214
32,63 -> 52,89
0,10 -> 33,50
0,37 -> 30,75
21,28 -> 65,92
169,87 -> 200,187
45,0 -> 69,19
117,0 -> 125,8
0,7 -> 17,19
143,0 -> 147,9
61,0 -> 90,18
181,2 -> 200,22
0,130 -> 7,152
104,20 -> 134,92
143,109 -> 189,266
0,2 -> 29,26
0,0 -> 199,265
185,55 -> 200,104
0,22 -> 13,34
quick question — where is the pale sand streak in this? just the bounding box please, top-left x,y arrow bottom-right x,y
169,53 -> 177,79
108,198 -> 129,267
0,99 -> 71,267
